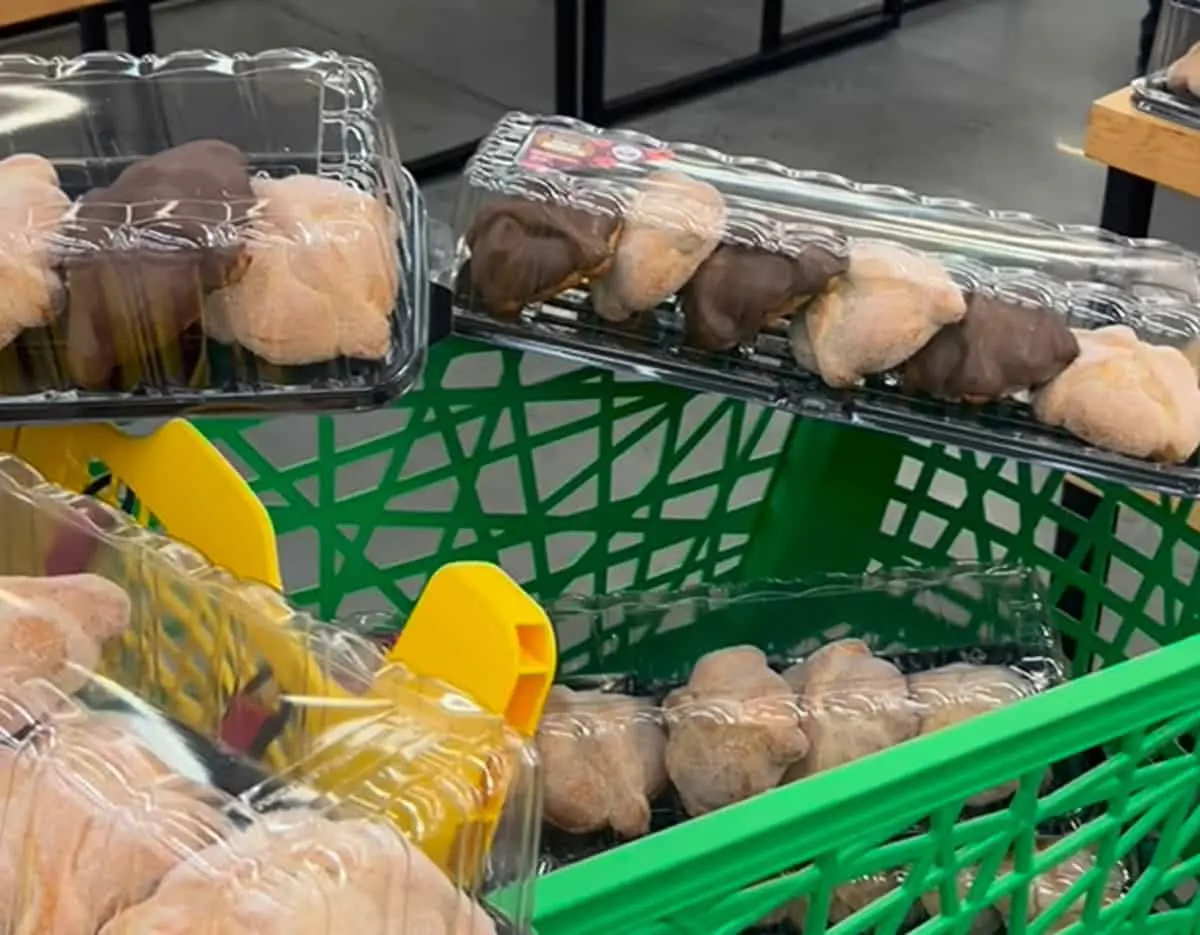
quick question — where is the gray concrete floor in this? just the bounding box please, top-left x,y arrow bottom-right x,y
5,0 -> 1192,637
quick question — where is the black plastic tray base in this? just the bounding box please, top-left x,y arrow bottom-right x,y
453,295 -> 1200,499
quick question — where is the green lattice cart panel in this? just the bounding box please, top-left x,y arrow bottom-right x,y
198,338 -> 798,617
198,337 -> 1200,935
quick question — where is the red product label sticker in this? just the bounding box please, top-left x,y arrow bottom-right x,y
516,127 -> 676,173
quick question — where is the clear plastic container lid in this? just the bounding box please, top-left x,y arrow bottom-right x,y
452,112 -> 1200,497
530,565 -> 1067,870
1135,2 -> 1200,130
0,49 -> 427,421
0,454 -> 537,934
0,681 -> 512,935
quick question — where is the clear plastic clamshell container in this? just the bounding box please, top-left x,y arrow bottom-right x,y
0,679 -> 519,935
452,112 -> 1200,497
0,454 -> 538,934
0,49 -> 427,422
1135,0 -> 1200,127
530,565 -> 1070,879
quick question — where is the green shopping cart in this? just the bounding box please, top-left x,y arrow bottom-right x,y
198,335 -> 1200,935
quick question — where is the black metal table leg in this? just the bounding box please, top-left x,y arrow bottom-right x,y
380,0 -> 587,183
580,0 -> 606,124
121,0 -> 154,54
1052,166 -> 1156,658
555,0 -> 582,116
78,7 -> 109,51
760,0 -> 785,52
1098,167 -> 1157,237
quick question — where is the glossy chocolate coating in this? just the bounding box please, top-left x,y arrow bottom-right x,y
466,198 -> 620,320
902,292 -> 1079,403
682,242 -> 847,351
61,139 -> 254,387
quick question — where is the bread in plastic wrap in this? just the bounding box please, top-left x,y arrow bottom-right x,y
536,686 -> 667,838
786,871 -> 913,932
782,638 -> 918,780
0,708 -> 231,935
455,112 -> 1200,495
0,573 -> 130,704
0,453 -> 540,934
205,174 -> 400,365
532,566 -> 1067,870
0,153 -> 69,350
663,646 -> 808,817
921,840 -> 1128,935
790,241 -> 967,388
908,662 -> 1039,806
0,50 -> 423,417
102,810 -> 498,935
590,170 -> 725,324
682,236 -> 847,352
0,673 -> 504,935
901,293 -> 1080,403
996,844 -> 1127,934
61,139 -> 256,388
1032,325 -> 1200,463
465,198 -> 620,320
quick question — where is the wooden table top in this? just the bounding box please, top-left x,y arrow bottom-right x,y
1,0 -> 105,30
1085,86 -> 1200,198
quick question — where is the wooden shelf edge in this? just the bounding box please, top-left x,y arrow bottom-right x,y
0,0 -> 106,30
1084,86 -> 1200,199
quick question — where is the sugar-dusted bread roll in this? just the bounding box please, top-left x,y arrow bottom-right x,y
591,169 -> 726,323
792,241 -> 966,387
664,646 -> 808,816
102,812 -> 497,935
782,639 -> 918,780
537,686 -> 667,838
1032,325 -> 1200,463
0,153 -> 70,349
206,174 -> 400,365
0,718 -> 230,935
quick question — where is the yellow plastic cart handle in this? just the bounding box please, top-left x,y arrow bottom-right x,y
386,562 -> 556,738
12,421 -> 281,590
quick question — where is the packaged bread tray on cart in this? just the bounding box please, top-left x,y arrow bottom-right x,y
528,565 -> 1067,864
1134,0 -> 1200,128
0,49 -> 427,421
451,111 -> 1200,498
525,564 -> 1137,934
0,670 -> 517,935
0,452 -> 542,935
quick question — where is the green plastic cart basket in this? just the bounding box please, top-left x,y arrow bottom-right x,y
197,337 -> 1200,935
